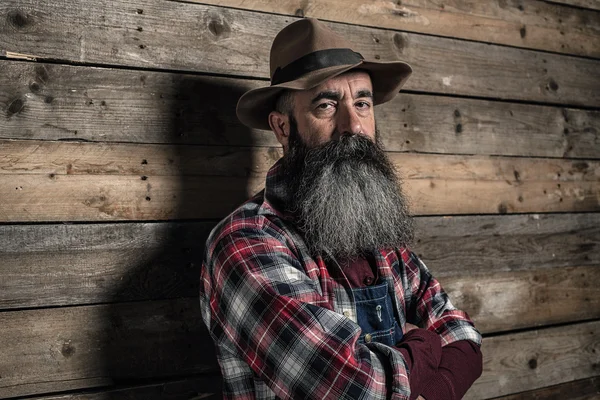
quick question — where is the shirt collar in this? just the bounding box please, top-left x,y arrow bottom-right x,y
258,158 -> 293,219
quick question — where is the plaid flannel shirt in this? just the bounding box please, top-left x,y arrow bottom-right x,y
200,159 -> 481,399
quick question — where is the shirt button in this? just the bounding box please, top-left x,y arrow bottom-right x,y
365,333 -> 373,343
363,276 -> 374,286
343,311 -> 350,318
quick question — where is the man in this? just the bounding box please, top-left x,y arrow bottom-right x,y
200,18 -> 482,399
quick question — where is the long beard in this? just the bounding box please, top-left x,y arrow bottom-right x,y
282,119 -> 414,260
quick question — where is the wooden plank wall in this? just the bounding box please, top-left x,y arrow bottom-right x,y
0,0 -> 599,399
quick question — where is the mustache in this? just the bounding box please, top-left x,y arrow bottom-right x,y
284,131 -> 397,190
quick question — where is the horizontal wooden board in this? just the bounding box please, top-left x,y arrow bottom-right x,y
547,0 -> 600,11
1,61 -> 599,158
465,320 -> 600,399
0,214 -> 597,309
493,376 -> 600,399
0,222 -> 213,309
1,301 -> 598,398
1,2 -> 599,106
1,140 -> 599,221
4,139 -> 600,180
28,376 -> 222,400
443,265 -> 600,333
0,214 -> 597,308
25,375 -> 600,400
0,298 -> 218,399
192,0 -> 600,58
1,216 -> 598,332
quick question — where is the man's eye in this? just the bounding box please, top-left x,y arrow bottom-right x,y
356,101 -> 371,109
316,102 -> 335,110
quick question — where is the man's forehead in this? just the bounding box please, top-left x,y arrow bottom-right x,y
303,70 -> 373,99
317,70 -> 372,90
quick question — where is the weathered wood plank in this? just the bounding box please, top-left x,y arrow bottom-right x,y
1,2 -> 599,105
1,140 -> 598,221
24,375 -> 600,400
546,0 -> 600,11
444,266 -> 600,334
1,302 -> 597,399
28,376 -> 222,400
492,376 -> 600,399
1,214 -> 598,311
465,320 -> 600,399
413,213 -> 600,276
4,139 -> 599,181
0,222 -> 213,309
2,61 -> 598,157
192,0 -> 600,58
0,174 -> 253,221
3,247 -> 599,335
0,298 -> 218,399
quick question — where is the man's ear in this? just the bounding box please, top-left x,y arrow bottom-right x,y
268,111 -> 290,151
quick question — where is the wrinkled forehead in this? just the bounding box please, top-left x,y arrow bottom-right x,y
292,70 -> 374,106
310,70 -> 373,94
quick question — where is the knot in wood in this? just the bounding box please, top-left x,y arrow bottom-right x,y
528,358 -> 537,369
546,78 -> 559,92
519,26 -> 526,39
7,98 -> 25,117
61,341 -> 76,358
29,81 -> 41,93
393,33 -> 407,53
208,17 -> 231,38
7,9 -> 33,29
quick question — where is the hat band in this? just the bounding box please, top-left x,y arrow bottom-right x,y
271,48 -> 364,86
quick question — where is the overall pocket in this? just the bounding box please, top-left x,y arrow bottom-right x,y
352,281 -> 403,346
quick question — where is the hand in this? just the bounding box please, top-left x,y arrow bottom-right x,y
404,322 -> 419,333
417,396 -> 426,400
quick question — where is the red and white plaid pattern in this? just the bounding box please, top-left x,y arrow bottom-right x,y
200,160 -> 481,399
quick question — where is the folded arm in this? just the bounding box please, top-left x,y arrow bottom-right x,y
397,250 -> 483,400
201,229 -> 439,399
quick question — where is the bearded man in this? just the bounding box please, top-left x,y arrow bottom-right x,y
200,18 -> 482,400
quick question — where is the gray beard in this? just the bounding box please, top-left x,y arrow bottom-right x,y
282,119 -> 414,260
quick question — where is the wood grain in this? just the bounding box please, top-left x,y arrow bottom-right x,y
0,222 -> 214,309
492,376 -> 600,399
191,0 -> 600,57
27,376 -> 222,400
465,320 -> 600,399
444,266 -> 600,333
1,301 -> 597,399
1,140 -> 598,221
546,0 -> 600,11
0,298 -> 219,399
1,215 -> 598,329
2,61 -> 598,157
24,375 -> 600,400
1,2 -> 599,105
413,213 -> 600,276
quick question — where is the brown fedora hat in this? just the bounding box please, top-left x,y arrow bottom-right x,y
236,18 -> 412,130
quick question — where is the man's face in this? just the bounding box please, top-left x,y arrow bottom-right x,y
278,74 -> 414,259
277,71 -> 376,150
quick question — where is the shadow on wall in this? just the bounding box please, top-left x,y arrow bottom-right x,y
101,76 -> 258,398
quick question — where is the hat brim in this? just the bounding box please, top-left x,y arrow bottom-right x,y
236,60 -> 412,131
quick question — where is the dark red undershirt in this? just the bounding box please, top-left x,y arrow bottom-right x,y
331,256 -> 482,400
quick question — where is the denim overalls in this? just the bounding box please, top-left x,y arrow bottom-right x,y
353,281 -> 404,346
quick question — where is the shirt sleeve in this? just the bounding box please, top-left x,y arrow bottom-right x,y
400,249 -> 482,347
419,340 -> 483,400
201,228 -> 417,400
398,249 -> 483,399
393,329 -> 443,399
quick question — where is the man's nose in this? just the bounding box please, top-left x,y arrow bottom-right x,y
335,103 -> 364,137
